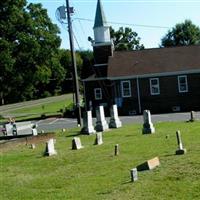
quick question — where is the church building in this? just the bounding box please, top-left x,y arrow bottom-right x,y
82,0 -> 200,115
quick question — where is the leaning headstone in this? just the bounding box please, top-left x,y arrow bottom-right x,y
189,111 -> 195,122
95,106 -> 109,132
175,130 -> 187,155
130,168 -> 138,182
44,138 -> 57,156
94,132 -> 103,145
72,137 -> 83,150
109,104 -> 122,128
142,110 -> 155,134
114,144 -> 119,156
81,111 -> 96,135
137,157 -> 160,171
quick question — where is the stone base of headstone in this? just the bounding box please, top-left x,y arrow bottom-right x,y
95,121 -> 109,132
72,137 -> 83,150
109,118 -> 122,128
176,148 -> 187,155
94,132 -> 103,145
81,126 -> 96,135
142,123 -> 155,134
130,168 -> 138,182
137,157 -> 160,171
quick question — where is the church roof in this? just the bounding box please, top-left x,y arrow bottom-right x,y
94,0 -> 107,28
107,45 -> 200,78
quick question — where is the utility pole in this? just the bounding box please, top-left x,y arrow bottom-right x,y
65,0 -> 82,126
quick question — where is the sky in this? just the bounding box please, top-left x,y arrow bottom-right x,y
28,0 -> 200,51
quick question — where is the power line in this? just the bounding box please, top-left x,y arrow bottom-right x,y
74,17 -> 170,29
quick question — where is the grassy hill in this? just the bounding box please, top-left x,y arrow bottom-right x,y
0,94 -> 73,122
1,121 -> 200,199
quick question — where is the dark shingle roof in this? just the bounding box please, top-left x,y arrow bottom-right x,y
107,45 -> 200,77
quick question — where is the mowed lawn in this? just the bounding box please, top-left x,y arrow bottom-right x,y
1,121 -> 200,200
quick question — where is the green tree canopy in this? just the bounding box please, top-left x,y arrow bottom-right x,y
110,27 -> 144,51
0,0 -> 65,104
161,20 -> 200,47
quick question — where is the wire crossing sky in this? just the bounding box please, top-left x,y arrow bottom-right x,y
28,0 -> 200,50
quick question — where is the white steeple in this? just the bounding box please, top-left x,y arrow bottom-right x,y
93,0 -> 111,44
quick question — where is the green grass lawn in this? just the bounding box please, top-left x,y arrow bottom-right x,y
1,121 -> 200,200
1,94 -> 73,122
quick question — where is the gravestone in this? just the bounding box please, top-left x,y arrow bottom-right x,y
130,168 -> 138,182
30,144 -> 36,149
5,123 -> 13,136
109,104 -> 122,128
142,110 -> 155,134
114,144 -> 119,156
72,137 -> 83,150
94,132 -> 103,145
95,106 -> 108,132
44,138 -> 57,156
189,111 -> 195,122
81,111 -> 96,135
175,130 -> 187,155
137,157 -> 160,171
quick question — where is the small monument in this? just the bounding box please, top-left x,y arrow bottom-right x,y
95,106 -> 109,132
189,111 -> 195,122
130,168 -> 138,182
142,110 -> 155,134
72,137 -> 83,150
114,144 -> 119,156
94,132 -> 103,145
109,104 -> 122,128
175,130 -> 187,155
44,138 -> 57,156
137,157 -> 160,171
81,111 -> 96,135
30,144 -> 36,149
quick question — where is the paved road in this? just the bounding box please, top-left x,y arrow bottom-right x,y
35,111 -> 200,133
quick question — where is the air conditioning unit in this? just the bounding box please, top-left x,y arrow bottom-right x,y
172,106 -> 181,112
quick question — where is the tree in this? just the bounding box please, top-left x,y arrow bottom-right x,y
0,1 -> 65,104
161,20 -> 200,47
110,27 -> 144,51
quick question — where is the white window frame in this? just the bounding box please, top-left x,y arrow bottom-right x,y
178,75 -> 188,93
150,78 -> 160,95
121,80 -> 131,97
94,88 -> 102,100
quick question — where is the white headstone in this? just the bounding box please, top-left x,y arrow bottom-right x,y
130,168 -> 138,182
94,132 -> 103,145
109,105 -> 122,128
175,130 -> 186,155
32,128 -> 38,136
142,110 -> 155,134
72,137 -> 83,150
44,138 -> 57,156
95,106 -> 108,132
5,123 -> 13,136
81,111 -> 96,135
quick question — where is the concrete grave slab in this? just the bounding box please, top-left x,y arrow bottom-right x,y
137,157 -> 160,171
